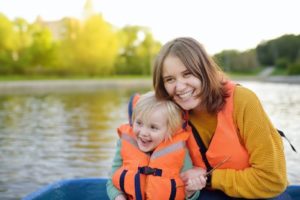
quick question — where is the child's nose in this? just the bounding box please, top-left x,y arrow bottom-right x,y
139,127 -> 148,137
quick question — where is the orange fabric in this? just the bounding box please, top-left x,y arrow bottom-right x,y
187,81 -> 250,170
113,124 -> 191,200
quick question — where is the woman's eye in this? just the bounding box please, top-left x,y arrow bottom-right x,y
164,77 -> 175,83
183,72 -> 192,77
150,125 -> 158,130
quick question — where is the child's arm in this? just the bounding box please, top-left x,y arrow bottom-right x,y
182,148 -> 201,200
106,140 -> 125,200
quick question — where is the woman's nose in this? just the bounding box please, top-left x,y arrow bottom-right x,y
175,79 -> 186,90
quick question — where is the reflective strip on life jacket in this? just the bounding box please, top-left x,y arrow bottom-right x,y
151,141 -> 186,160
121,133 -> 138,148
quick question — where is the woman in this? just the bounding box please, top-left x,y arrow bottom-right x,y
152,37 -> 291,199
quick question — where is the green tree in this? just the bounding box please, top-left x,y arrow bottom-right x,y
256,34 -> 300,68
0,13 -> 15,73
214,49 -> 259,73
55,17 -> 81,75
135,31 -> 161,75
115,25 -> 161,75
72,14 -> 119,75
27,22 -> 56,74
12,17 -> 33,73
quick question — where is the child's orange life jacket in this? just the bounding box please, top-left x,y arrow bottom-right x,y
112,124 -> 191,200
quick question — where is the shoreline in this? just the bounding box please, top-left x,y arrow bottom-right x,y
232,75 -> 300,84
0,79 -> 152,95
0,76 -> 299,95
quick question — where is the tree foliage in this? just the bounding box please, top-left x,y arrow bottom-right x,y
256,34 -> 300,74
1,11 -> 299,76
115,25 -> 161,75
214,49 -> 259,72
0,12 -> 162,76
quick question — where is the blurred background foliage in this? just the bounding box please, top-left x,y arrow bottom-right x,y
0,12 -> 300,77
214,34 -> 300,75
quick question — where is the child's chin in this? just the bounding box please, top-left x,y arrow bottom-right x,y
138,145 -> 153,153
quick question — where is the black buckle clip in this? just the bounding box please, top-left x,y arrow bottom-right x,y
139,166 -> 162,176
143,167 -> 156,175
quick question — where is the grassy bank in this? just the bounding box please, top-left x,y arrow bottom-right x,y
0,75 -> 151,81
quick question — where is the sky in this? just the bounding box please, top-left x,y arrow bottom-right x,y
0,0 -> 299,54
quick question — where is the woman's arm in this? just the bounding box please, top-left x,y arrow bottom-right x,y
106,140 -> 125,200
211,86 -> 288,198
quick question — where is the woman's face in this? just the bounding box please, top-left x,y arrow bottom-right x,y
162,55 -> 202,110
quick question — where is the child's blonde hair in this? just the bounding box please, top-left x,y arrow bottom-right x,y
132,91 -> 183,140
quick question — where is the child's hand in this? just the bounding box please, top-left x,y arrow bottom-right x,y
115,194 -> 126,200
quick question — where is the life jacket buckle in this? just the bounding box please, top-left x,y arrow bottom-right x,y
139,166 -> 162,176
144,167 -> 156,175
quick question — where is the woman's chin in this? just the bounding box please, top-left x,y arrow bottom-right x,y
177,100 -> 200,111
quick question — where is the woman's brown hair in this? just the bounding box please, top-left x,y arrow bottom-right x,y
153,37 -> 229,114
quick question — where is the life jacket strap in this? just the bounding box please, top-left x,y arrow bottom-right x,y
189,121 -> 213,187
134,172 -> 143,200
277,129 -> 297,153
169,179 -> 177,200
138,166 -> 162,176
188,121 -> 213,172
119,169 -> 128,193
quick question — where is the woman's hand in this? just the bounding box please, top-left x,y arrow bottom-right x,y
186,173 -> 207,191
115,194 -> 127,200
181,167 -> 207,195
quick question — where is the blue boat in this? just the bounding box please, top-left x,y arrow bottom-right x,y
22,178 -> 300,200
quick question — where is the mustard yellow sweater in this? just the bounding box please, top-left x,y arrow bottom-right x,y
189,85 -> 288,198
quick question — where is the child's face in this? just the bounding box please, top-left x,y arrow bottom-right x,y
133,107 -> 169,152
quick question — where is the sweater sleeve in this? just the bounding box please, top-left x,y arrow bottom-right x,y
212,86 -> 288,198
106,139 -> 124,200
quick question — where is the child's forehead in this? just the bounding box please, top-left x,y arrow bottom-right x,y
136,106 -> 167,119
142,104 -> 166,114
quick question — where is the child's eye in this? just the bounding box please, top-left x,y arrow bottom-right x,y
135,120 -> 142,126
150,125 -> 158,130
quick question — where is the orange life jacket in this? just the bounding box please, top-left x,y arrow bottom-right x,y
112,124 -> 191,200
187,81 -> 250,171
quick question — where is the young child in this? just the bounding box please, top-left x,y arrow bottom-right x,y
106,91 -> 206,200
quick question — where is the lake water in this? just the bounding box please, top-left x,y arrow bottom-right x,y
0,81 -> 299,200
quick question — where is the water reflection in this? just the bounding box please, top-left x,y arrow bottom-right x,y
0,88 -> 150,200
0,82 -> 299,200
